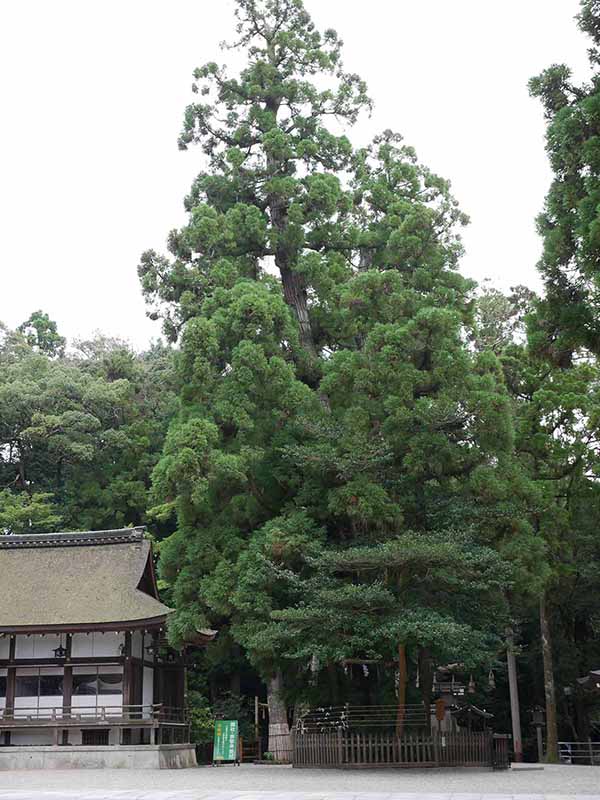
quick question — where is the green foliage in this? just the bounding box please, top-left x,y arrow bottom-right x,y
0,490 -> 61,535
187,690 -> 254,743
0,325 -> 177,535
17,310 -> 66,357
529,1 -> 600,358
141,0 -> 530,710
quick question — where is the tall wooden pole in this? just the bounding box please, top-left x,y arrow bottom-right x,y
506,628 -> 523,762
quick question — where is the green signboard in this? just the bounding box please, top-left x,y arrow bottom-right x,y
213,719 -> 239,763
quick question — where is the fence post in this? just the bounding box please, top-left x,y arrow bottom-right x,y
337,727 -> 343,766
433,732 -> 440,767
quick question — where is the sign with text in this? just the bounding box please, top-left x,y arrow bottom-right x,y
213,719 -> 238,762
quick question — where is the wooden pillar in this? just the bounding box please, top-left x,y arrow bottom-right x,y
122,632 -> 132,704
122,631 -> 132,745
5,636 -> 16,744
61,633 -> 73,745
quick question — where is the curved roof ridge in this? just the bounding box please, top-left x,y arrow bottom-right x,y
0,527 -> 145,549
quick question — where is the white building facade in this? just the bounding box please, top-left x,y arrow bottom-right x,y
0,528 -> 196,767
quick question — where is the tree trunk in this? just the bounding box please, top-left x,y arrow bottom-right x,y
418,647 -> 433,733
540,593 -> 559,762
279,264 -> 317,357
229,671 -> 241,697
396,644 -> 408,736
267,670 -> 291,763
327,662 -> 339,705
506,627 -> 523,762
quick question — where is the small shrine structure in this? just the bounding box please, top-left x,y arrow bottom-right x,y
0,527 -> 204,769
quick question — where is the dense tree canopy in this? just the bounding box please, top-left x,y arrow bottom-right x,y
529,0 -> 600,360
0,319 -> 177,535
138,0 -> 548,754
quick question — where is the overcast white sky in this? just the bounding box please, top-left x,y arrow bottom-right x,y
0,0 -> 592,349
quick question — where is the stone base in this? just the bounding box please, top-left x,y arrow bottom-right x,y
0,743 -> 197,770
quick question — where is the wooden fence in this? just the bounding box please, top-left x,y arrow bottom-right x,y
293,730 -> 507,769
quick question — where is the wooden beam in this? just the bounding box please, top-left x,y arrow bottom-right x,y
0,657 -> 124,667
0,617 -> 167,636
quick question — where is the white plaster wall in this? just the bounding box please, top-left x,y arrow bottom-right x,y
143,666 -> 154,712
15,634 -> 63,659
15,637 -> 34,658
0,637 -> 9,659
71,634 -> 93,658
131,631 -> 144,660
93,632 -> 123,657
71,632 -> 123,658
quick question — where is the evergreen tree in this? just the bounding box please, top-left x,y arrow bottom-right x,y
141,0 -> 536,754
529,0 -> 600,360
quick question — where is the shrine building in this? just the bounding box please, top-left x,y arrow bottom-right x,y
0,527 -> 203,769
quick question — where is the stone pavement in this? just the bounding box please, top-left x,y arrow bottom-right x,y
0,764 -> 599,800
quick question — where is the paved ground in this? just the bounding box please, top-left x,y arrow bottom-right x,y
0,764 -> 599,800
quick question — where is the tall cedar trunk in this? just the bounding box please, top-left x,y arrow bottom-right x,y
418,647 -> 433,733
506,627 -> 523,762
540,593 -> 559,762
269,199 -> 318,359
267,670 -> 291,762
396,644 -> 408,736
264,46 -> 318,362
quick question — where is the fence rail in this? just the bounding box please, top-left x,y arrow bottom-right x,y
296,704 -> 428,733
558,741 -> 600,765
293,729 -> 507,769
0,704 -> 187,728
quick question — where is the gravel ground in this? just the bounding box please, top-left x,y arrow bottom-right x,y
0,764 -> 599,799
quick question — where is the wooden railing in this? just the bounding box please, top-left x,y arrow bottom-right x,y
293,729 -> 508,769
0,704 -> 187,728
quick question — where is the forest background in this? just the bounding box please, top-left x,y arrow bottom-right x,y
2,0 -> 600,763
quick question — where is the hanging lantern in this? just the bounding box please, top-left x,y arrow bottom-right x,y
488,668 -> 496,690
468,674 -> 476,694
53,635 -> 67,659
